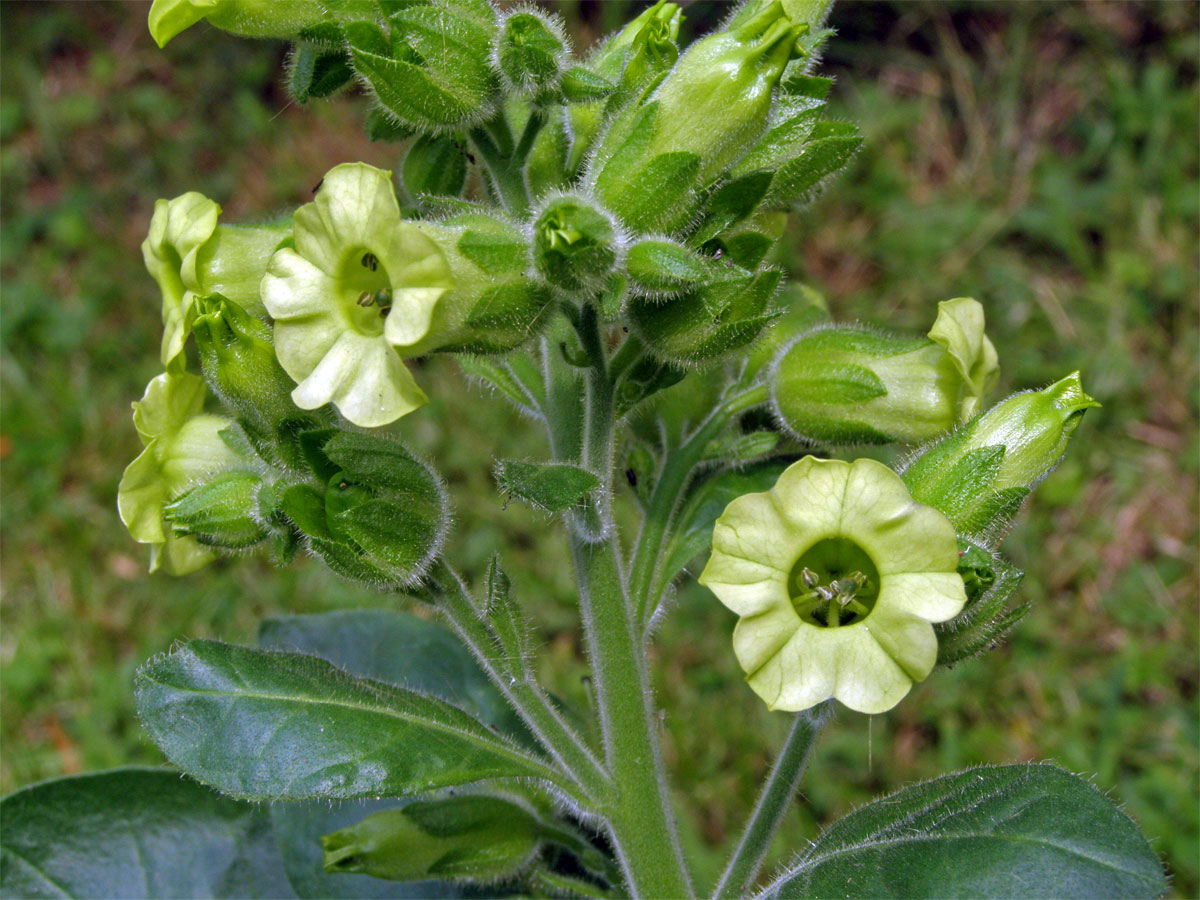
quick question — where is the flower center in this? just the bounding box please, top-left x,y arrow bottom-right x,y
337,250 -> 392,336
788,538 -> 881,628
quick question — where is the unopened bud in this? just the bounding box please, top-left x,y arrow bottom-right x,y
532,195 -> 621,291
902,372 -> 1100,537
496,9 -> 568,97
590,1 -> 805,232
322,797 -> 540,882
192,294 -> 302,444
164,470 -> 270,549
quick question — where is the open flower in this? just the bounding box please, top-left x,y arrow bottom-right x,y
117,371 -> 243,574
142,192 -> 219,371
699,456 -> 967,713
261,163 -> 453,428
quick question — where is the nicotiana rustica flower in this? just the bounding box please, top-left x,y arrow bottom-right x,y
261,163 -> 454,428
143,192 -> 290,371
143,192 -> 219,371
147,0 -> 326,49
699,456 -> 967,714
770,297 -> 999,445
117,371 -> 243,574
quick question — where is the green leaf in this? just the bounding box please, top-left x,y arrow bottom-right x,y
760,764 -> 1166,899
403,134 -> 467,199
454,355 -> 542,416
346,10 -> 496,132
691,171 -> 774,245
0,767 -> 295,899
290,44 -> 354,103
257,609 -> 532,899
763,125 -> 863,208
135,640 -> 564,801
483,557 -> 532,678
494,460 -> 600,512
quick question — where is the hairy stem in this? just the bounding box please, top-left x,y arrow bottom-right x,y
630,383 -> 771,627
712,703 -> 833,899
564,303 -> 694,898
427,561 -> 614,809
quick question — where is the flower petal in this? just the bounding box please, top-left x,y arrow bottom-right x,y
132,371 -> 207,445
118,444 -> 167,543
928,297 -> 999,421
261,249 -> 340,320
294,163 -> 402,275
142,192 -> 220,368
879,572 -> 967,623
862,604 -> 939,683
384,287 -> 451,348
290,332 -> 428,427
150,531 -> 218,575
771,455 -> 850,537
841,458 -> 960,575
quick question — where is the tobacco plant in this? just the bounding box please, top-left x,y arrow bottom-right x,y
0,1 -> 1167,898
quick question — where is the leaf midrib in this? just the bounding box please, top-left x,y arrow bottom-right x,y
137,666 -> 561,788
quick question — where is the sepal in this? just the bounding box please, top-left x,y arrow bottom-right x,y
531,194 -> 623,292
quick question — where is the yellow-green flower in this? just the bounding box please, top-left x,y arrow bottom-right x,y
142,192 -> 219,371
147,0 -> 326,49
699,457 -> 967,714
118,372 -> 243,574
142,192 -> 289,371
261,163 -> 453,428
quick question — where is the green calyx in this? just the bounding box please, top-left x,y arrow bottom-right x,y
163,470 -> 270,550
588,2 -> 804,232
496,10 -> 568,97
321,797 -> 540,883
902,372 -> 1100,538
699,457 -> 967,714
191,294 -> 303,447
532,196 -> 620,291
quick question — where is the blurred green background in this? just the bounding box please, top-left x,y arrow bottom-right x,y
2,1 -> 1196,896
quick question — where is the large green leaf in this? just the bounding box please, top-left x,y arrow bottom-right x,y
0,767 -> 295,899
760,764 -> 1166,899
258,609 -> 529,899
135,640 -> 564,802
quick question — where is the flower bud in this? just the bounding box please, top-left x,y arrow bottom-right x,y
163,470 -> 270,549
901,372 -> 1100,538
322,797 -> 540,882
770,298 -> 999,445
148,0 -> 327,49
495,9 -> 569,97
589,1 -> 805,232
565,1 -> 682,175
629,268 -> 781,366
191,294 -> 305,445
531,194 -> 622,292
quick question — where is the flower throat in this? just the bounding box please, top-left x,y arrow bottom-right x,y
789,538 -> 880,628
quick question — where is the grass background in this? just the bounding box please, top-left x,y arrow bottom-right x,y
1,1 -> 1196,895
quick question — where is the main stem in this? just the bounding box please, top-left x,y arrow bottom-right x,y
569,305 -> 693,899
712,703 -> 832,899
